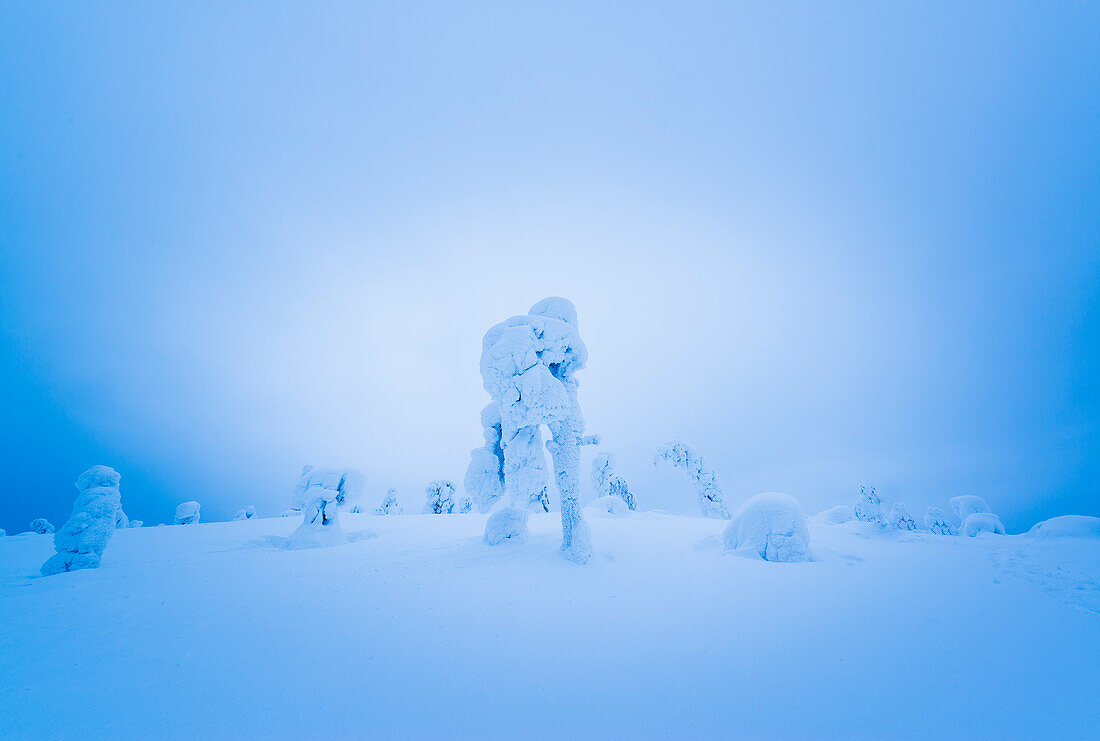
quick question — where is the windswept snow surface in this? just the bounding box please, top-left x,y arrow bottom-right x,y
1,512 -> 1098,739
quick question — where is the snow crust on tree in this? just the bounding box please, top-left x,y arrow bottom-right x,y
475,297 -> 598,563
592,452 -> 635,511
1027,515 -> 1100,540
423,480 -> 457,514
723,492 -> 811,563
115,507 -> 129,529
652,441 -> 730,519
282,485 -> 347,549
963,512 -> 1005,537
950,495 -> 992,524
374,488 -> 403,515
175,501 -> 201,525
889,503 -> 918,531
290,466 -> 364,512
41,465 -> 122,576
234,506 -> 256,521
464,402 -> 553,513
31,518 -> 54,534
812,505 -> 854,525
924,507 -> 958,536
852,486 -> 884,524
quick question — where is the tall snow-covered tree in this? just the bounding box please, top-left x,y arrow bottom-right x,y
852,486 -> 883,524
282,485 -> 348,549
374,488 -> 403,515
41,466 -> 122,576
591,452 -> 636,511
653,441 -> 729,519
476,297 -> 599,562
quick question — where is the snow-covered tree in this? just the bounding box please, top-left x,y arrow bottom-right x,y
963,512 -> 1005,537
374,488 -> 403,515
0,529 -> 5,537
115,507 -> 129,529
889,502 -> 918,531
174,501 -> 201,525
950,495 -> 992,523
924,506 -> 958,535
812,505 -> 854,525
852,486 -> 883,524
41,466 -> 122,576
455,494 -> 474,513
282,485 -> 347,549
234,505 -> 256,520
653,441 -> 729,519
723,492 -> 811,562
476,297 -> 600,562
290,466 -> 364,512
592,452 -> 636,511
31,518 -> 54,534
128,520 -> 143,528
423,480 -> 457,514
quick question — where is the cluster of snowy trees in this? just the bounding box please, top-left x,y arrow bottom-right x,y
815,487 -> 1006,538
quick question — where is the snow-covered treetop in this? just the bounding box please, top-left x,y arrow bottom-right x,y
653,441 -> 730,519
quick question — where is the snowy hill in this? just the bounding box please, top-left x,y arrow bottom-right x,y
2,511 -> 1098,739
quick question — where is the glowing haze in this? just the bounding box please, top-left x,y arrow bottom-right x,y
2,3 -> 1097,532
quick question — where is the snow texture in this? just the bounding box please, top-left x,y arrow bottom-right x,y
234,506 -> 256,521
175,501 -> 201,525
924,507 -> 958,536
889,502 -> 918,531
290,466 -> 364,511
30,518 -> 54,534
1027,515 -> 1100,540
653,441 -> 730,519
41,465 -> 122,576
591,452 -> 636,511
474,297 -> 597,562
723,492 -> 811,562
852,486 -> 884,524
374,488 -> 403,515
950,495 -> 992,523
963,512 -> 1006,537
812,505 -> 854,525
423,480 -> 457,514
282,485 -> 347,549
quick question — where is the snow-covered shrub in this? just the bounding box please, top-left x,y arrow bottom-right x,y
41,465 -> 122,576
889,503 -> 918,531
374,488 -> 403,515
174,501 -> 201,525
924,506 -> 958,535
852,486 -> 883,524
950,495 -> 992,524
290,466 -> 364,512
423,480 -> 457,514
592,452 -> 636,511
31,518 -> 55,534
963,512 -> 1005,537
234,505 -> 256,521
812,505 -> 854,525
586,495 -> 632,517
282,485 -> 347,549
653,441 -> 730,519
455,494 -> 474,513
115,507 -> 129,529
1027,515 -> 1100,540
280,509 -> 300,518
723,492 -> 811,563
475,297 -> 599,562
128,520 -> 143,528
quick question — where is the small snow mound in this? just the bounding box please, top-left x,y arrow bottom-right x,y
1027,515 -> 1100,540
128,520 -> 143,528
586,495 -> 633,517
174,501 -> 201,525
484,506 -> 529,545
950,495 -> 991,522
723,492 -> 811,563
234,506 -> 256,521
812,505 -> 854,525
924,507 -> 958,536
280,509 -> 300,518
963,512 -> 1005,537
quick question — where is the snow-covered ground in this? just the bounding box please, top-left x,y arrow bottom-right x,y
2,512 -> 1098,739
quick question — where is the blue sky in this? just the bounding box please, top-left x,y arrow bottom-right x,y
1,2 -> 1097,532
